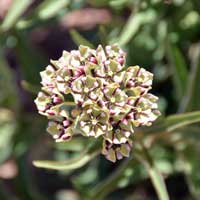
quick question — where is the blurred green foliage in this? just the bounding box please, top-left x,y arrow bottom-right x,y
0,0 -> 200,200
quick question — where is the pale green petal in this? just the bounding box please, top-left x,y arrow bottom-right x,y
107,148 -> 116,163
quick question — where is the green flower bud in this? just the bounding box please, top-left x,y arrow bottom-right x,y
47,121 -> 73,142
102,139 -> 132,162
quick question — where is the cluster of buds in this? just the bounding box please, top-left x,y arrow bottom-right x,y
35,44 -> 160,162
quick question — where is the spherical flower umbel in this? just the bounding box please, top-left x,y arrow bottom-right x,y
34,44 -> 160,162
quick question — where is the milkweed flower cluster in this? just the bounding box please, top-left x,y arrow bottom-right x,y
35,44 -> 160,162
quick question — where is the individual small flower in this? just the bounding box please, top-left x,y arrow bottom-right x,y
47,109 -> 74,142
104,125 -> 132,145
79,106 -> 111,138
134,93 -> 160,126
71,76 -> 102,105
56,66 -> 84,94
123,66 -> 153,95
34,91 -> 64,117
127,94 -> 160,126
47,121 -> 73,142
102,139 -> 132,162
102,83 -> 129,118
105,44 -> 126,65
96,60 -> 125,84
40,65 -> 56,88
79,45 -> 96,61
50,50 -> 71,69
85,45 -> 126,84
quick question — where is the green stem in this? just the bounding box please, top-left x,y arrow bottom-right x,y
148,167 -> 169,200
89,154 -> 135,200
64,101 -> 76,106
135,143 -> 169,200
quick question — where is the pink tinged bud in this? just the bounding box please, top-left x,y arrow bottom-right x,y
113,138 -> 120,144
88,130 -> 95,137
118,57 -> 124,65
77,101 -> 83,107
127,81 -> 135,88
110,110 -> 116,115
63,120 -> 70,128
126,143 -> 132,151
127,113 -> 133,119
57,76 -> 64,82
115,88 -> 121,94
103,88 -> 109,94
116,152 -> 123,160
89,57 -> 97,64
104,60 -> 110,66
46,65 -> 55,72
79,65 -> 85,70
53,96 -> 63,104
98,100 -> 105,107
89,93 -> 98,100
94,81 -> 99,87
101,125 -> 107,131
123,131 -> 131,137
61,134 -> 71,141
127,99 -> 134,105
78,66 -> 85,75
80,121 -> 87,127
38,92 -> 45,98
74,69 -> 84,77
63,66 -> 69,71
39,108 -> 46,113
86,108 -> 92,114
46,110 -> 56,116
122,118 -> 128,125
116,102 -> 125,107
53,134 -> 59,139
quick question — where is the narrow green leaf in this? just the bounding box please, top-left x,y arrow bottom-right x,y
143,111 -> 200,138
33,151 -> 99,170
166,111 -> 200,132
180,53 -> 200,112
176,126 -> 200,142
167,44 -> 188,100
117,9 -> 156,46
109,0 -> 129,9
0,108 -> 16,163
69,29 -> 95,48
14,31 -> 45,84
16,0 -> 70,29
87,0 -> 110,7
135,145 -> 169,200
1,0 -> 32,32
21,80 -> 39,94
35,0 -> 70,20
0,55 -> 19,108
181,145 -> 200,199
33,143 -> 100,170
148,166 -> 169,200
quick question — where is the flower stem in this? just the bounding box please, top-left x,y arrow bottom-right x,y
135,142 -> 169,200
89,154 -> 135,200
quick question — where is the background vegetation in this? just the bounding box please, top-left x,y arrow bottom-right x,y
0,0 -> 200,199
